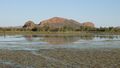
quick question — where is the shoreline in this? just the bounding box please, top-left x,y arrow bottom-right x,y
0,31 -> 120,36
0,31 -> 94,36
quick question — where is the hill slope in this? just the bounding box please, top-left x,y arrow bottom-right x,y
39,17 -> 81,31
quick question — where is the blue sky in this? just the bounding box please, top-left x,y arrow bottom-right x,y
0,0 -> 120,27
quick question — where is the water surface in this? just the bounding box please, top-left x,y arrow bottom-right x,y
0,35 -> 120,51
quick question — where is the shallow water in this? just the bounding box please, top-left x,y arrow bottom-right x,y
0,35 -> 120,51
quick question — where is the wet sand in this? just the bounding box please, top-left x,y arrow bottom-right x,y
0,48 -> 120,68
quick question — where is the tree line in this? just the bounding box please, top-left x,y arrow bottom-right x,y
0,26 -> 120,33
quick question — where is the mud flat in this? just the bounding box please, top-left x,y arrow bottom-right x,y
0,48 -> 120,68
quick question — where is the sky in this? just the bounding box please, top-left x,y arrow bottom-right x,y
0,0 -> 120,27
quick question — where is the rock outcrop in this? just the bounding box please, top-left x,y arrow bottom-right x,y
82,22 -> 95,27
23,17 -> 95,31
39,17 -> 81,30
23,20 -> 36,30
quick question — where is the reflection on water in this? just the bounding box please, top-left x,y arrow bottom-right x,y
24,35 -> 95,44
0,34 -> 120,50
96,35 -> 120,39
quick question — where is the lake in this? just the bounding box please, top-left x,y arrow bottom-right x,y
0,35 -> 120,50
0,34 -> 120,68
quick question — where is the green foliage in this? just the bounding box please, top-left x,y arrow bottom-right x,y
0,26 -> 120,34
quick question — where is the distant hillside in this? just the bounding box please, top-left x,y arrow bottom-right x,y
82,22 -> 95,27
39,17 -> 82,31
23,20 -> 36,30
23,17 -> 95,31
1,18 -> 120,33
